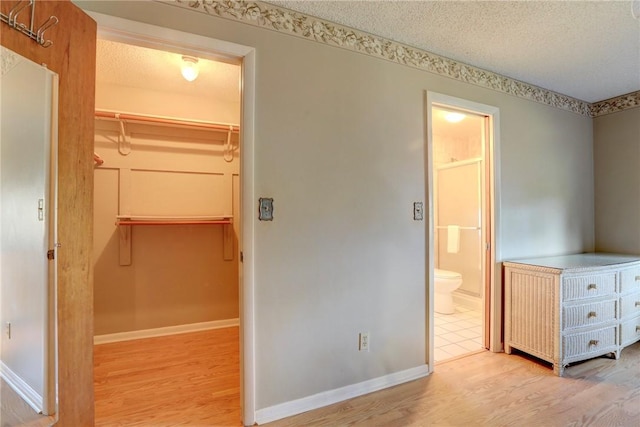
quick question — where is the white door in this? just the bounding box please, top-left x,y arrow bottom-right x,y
0,46 -> 58,415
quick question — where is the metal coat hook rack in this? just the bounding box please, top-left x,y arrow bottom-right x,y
0,0 -> 59,48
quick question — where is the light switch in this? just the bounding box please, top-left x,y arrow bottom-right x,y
38,199 -> 44,221
259,198 -> 274,221
413,202 -> 424,221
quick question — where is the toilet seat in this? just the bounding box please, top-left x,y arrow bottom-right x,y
435,268 -> 461,280
434,268 -> 463,314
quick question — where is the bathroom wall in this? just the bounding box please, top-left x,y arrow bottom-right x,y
433,135 -> 482,166
93,57 -> 242,335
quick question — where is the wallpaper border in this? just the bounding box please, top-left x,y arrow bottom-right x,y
168,0 -> 637,118
590,92 -> 640,117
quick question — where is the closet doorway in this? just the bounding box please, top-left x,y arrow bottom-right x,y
426,92 -> 501,370
91,36 -> 243,425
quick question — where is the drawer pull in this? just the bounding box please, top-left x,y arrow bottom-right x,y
588,339 -> 599,346
587,311 -> 597,318
587,283 -> 597,290
635,276 -> 640,281
636,326 -> 640,333
635,301 -> 640,307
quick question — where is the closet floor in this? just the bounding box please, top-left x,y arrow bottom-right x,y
94,327 -> 241,426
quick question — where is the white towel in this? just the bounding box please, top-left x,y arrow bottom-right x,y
447,225 -> 460,253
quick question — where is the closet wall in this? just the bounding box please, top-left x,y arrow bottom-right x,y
93,45 -> 241,335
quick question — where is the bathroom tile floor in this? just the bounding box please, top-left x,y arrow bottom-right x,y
434,306 -> 484,363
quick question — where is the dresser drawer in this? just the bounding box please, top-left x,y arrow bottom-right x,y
562,273 -> 616,301
563,326 -> 617,359
620,317 -> 640,347
620,291 -> 640,319
620,267 -> 640,294
562,299 -> 617,330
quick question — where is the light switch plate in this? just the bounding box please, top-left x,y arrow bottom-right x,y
259,197 -> 274,221
413,202 -> 424,221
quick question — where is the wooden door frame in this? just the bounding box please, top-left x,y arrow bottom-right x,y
425,92 -> 502,372
1,2 -> 97,425
86,12 -> 258,425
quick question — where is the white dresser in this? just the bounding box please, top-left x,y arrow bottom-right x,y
504,253 -> 640,376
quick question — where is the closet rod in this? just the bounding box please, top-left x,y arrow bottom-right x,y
95,110 -> 240,133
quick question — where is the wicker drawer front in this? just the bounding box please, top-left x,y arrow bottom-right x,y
620,267 -> 640,294
562,299 -> 617,330
563,326 -> 617,358
562,274 -> 616,301
620,318 -> 640,346
620,292 -> 640,319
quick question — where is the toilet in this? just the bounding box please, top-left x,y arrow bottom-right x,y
434,268 -> 463,314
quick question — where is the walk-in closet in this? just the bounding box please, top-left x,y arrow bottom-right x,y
91,39 -> 242,425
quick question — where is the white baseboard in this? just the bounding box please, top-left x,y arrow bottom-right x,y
0,361 -> 43,414
255,364 -> 430,425
453,291 -> 482,311
94,318 -> 239,345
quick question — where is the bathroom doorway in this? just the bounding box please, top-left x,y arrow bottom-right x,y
426,93 -> 500,367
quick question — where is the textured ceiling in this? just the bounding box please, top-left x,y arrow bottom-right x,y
96,39 -> 241,107
267,0 -> 640,103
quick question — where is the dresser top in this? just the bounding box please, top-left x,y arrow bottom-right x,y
504,253 -> 640,271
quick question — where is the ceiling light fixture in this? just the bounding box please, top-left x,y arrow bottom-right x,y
181,56 -> 199,82
444,112 -> 466,123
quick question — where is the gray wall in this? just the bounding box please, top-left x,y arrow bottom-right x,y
79,1 -> 595,413
594,108 -> 640,254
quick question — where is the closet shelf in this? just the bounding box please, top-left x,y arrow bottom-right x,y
95,110 -> 239,133
116,215 -> 232,226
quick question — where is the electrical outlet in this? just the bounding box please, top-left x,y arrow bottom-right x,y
359,332 -> 369,352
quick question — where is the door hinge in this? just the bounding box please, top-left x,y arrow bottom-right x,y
240,251 -> 244,262
47,249 -> 55,260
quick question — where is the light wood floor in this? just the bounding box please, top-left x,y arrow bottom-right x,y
0,379 -> 54,427
94,327 -> 241,426
267,343 -> 640,427
95,327 -> 640,426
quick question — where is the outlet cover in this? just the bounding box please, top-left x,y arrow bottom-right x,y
359,332 -> 370,351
